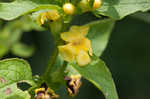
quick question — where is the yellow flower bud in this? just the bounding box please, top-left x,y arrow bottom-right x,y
63,3 -> 75,15
93,0 -> 102,9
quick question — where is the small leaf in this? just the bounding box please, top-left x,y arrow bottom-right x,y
11,42 -> 35,58
70,55 -> 118,99
87,19 -> 115,56
95,0 -> 150,19
0,58 -> 35,98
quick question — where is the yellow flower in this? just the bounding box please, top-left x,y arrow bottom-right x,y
58,25 -> 92,66
37,10 -> 60,26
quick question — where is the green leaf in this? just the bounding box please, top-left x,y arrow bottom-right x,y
0,85 -> 31,99
31,0 -> 50,4
0,58 -> 34,98
130,12 -> 150,23
0,1 -> 61,20
0,1 -> 37,20
87,19 -> 115,56
95,0 -> 150,19
11,42 -> 35,58
70,55 -> 118,99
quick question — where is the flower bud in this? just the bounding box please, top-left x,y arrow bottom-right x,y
78,0 -> 90,12
63,3 -> 75,15
93,0 -> 102,9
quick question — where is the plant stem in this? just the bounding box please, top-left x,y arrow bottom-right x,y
42,39 -> 59,79
42,20 -> 69,86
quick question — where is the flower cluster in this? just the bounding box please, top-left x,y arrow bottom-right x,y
58,25 -> 92,66
63,0 -> 102,14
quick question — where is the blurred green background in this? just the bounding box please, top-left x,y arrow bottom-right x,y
1,12 -> 150,99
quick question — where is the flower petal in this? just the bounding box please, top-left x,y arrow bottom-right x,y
83,38 -> 93,56
58,44 -> 78,62
76,50 -> 91,66
61,25 -> 89,42
61,31 -> 82,42
36,10 -> 60,26
46,10 -> 60,21
40,13 -> 47,24
70,25 -> 89,36
72,38 -> 92,56
37,13 -> 47,26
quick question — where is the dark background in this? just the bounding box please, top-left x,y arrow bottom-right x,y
4,12 -> 150,99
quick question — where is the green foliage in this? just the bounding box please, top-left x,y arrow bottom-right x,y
0,0 -> 61,20
0,16 -> 43,58
95,0 -> 150,19
0,0 -> 150,20
0,1 -> 37,20
130,12 -> 150,23
87,19 -> 115,56
0,58 -> 35,99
